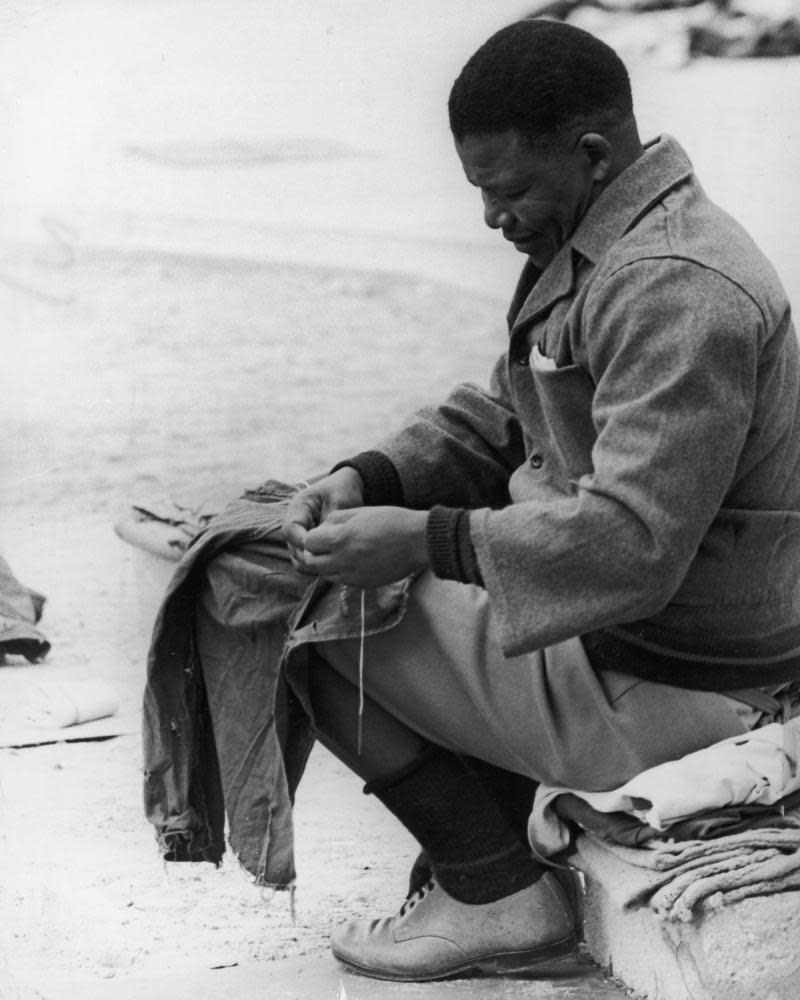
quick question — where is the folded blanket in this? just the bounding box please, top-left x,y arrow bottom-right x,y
574,817 -> 800,922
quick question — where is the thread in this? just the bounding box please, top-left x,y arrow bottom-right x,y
357,588 -> 366,755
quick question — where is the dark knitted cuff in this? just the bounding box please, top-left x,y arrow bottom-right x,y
426,506 -> 484,586
330,450 -> 404,506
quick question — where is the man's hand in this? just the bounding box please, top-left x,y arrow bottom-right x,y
283,467 -> 365,571
290,506 -> 430,588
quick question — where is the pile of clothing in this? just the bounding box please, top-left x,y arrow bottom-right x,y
532,716 -> 800,920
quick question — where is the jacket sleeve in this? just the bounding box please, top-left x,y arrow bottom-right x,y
470,258 -> 763,656
375,352 -> 527,510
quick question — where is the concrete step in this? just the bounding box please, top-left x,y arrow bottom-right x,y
573,834 -> 800,1000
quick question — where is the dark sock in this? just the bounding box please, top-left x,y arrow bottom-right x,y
365,747 -> 543,905
406,759 -> 538,898
463,756 -> 538,845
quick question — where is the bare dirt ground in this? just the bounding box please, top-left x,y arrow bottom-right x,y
0,246 -> 511,997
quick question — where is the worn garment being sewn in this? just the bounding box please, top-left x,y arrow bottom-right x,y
142,482 -> 411,887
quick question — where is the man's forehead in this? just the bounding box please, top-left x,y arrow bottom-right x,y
456,130 -> 542,187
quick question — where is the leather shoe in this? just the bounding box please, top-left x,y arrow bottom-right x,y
330,872 -> 577,982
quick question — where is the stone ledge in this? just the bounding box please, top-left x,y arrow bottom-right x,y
572,834 -> 800,1000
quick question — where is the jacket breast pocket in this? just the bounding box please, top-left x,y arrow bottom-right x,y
532,361 -> 597,481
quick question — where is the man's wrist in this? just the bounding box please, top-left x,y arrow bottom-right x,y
331,451 -> 404,506
403,508 -> 432,574
328,464 -> 365,499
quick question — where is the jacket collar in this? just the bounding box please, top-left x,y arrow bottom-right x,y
570,134 -> 693,264
509,135 -> 693,334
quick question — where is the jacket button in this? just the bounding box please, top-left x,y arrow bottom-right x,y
516,354 -> 530,367
530,453 -> 544,469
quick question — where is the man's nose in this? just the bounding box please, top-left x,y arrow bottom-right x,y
482,192 -> 512,230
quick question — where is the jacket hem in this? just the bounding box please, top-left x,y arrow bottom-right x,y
582,628 -> 800,691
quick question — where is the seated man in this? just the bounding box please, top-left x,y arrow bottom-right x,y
152,18 -> 800,983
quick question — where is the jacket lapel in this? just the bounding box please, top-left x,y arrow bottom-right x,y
509,243 -> 577,335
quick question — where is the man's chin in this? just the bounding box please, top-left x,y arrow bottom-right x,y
512,237 -> 545,261
515,246 -> 550,269
513,241 -> 555,270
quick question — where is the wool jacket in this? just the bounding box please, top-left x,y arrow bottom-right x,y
351,136 -> 800,688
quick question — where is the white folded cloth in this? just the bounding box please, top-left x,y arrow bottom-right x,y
530,716 -> 800,858
25,679 -> 119,728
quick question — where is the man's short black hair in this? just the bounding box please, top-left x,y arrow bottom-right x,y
448,19 -> 634,146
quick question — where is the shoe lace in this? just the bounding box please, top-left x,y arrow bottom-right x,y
399,878 -> 435,916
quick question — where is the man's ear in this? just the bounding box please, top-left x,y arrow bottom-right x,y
577,133 -> 613,184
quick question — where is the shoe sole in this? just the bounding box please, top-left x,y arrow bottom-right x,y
332,930 -> 579,983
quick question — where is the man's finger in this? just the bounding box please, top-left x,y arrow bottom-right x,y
282,520 -> 309,549
287,544 -> 322,577
285,491 -> 321,527
321,507 -> 356,525
303,522 -> 338,554
298,549 -> 336,575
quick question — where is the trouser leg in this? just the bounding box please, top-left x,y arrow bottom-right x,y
316,572 -> 748,790
306,647 -> 429,781
307,651 -> 543,904
311,642 -> 578,984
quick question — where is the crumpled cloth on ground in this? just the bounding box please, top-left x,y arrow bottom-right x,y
114,493 -> 223,561
530,715 -> 800,857
574,819 -> 800,922
0,554 -> 49,663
